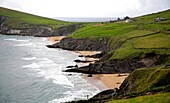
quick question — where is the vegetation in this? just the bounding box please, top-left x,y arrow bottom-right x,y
69,9 -> 170,60
124,66 -> 170,93
67,66 -> 170,103
66,9 -> 170,102
107,92 -> 170,103
0,7 -> 71,28
1,7 -> 170,103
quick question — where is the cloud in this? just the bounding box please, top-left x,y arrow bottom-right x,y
0,0 -> 170,17
0,0 -> 22,10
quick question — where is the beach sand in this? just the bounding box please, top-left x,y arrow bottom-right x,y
76,51 -> 101,56
77,51 -> 129,89
48,36 -> 66,43
93,74 -> 129,89
83,73 -> 129,90
76,51 -> 101,64
48,37 -> 129,90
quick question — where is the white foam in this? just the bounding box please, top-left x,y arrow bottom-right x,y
37,70 -> 45,76
30,58 -> 75,87
42,66 -> 74,87
4,38 -> 17,41
22,63 -> 40,69
4,38 -> 30,42
48,89 -> 98,103
14,43 -> 35,47
48,96 -> 76,103
42,38 -> 48,41
22,57 -> 37,60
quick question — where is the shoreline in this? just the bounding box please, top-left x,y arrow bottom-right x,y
48,36 -> 129,91
75,51 -> 129,90
48,36 -> 66,43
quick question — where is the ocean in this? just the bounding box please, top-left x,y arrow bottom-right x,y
55,17 -> 117,22
0,34 -> 100,103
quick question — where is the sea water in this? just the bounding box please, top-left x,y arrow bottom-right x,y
0,34 -> 100,103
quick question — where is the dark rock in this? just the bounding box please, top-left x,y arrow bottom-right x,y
87,74 -> 93,77
52,24 -> 83,36
74,59 -> 92,63
66,65 -> 78,68
116,82 -> 121,84
93,89 -> 116,98
0,16 -> 82,37
46,45 -> 55,48
85,52 -> 104,58
68,74 -> 72,76
78,55 -> 84,57
64,53 -> 159,74
47,37 -> 110,52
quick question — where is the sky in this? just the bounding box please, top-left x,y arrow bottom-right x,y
0,0 -> 170,18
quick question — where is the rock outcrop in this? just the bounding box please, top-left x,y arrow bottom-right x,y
0,16 -> 82,37
64,54 -> 158,74
47,37 -> 109,51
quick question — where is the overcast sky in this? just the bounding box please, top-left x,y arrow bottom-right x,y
0,0 -> 170,18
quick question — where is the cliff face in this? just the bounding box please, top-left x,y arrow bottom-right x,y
0,16 -> 81,37
65,53 -> 159,74
47,37 -> 109,51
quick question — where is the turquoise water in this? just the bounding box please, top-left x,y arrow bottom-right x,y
0,35 -> 99,103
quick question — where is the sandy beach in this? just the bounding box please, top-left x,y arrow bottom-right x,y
48,36 -> 66,43
92,74 -> 129,89
83,73 -> 129,90
48,37 -> 129,90
77,51 -> 129,89
75,51 -> 102,56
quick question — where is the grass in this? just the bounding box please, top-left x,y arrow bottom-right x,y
108,35 -> 170,60
107,92 -> 170,103
67,66 -> 170,103
69,22 -> 136,39
66,10 -> 170,103
69,10 -> 170,60
70,9 -> 170,39
108,40 -> 138,60
134,33 -> 170,48
0,7 -> 72,28
126,66 -> 170,93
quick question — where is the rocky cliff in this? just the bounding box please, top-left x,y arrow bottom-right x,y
47,37 -> 109,51
65,52 -> 162,74
0,16 -> 81,37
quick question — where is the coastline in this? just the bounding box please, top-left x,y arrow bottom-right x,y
75,50 -> 129,90
48,36 -> 66,43
48,36 -> 129,91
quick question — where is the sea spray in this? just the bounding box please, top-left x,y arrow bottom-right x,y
0,35 -> 100,103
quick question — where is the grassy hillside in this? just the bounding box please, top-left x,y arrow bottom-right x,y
69,9 -> 170,60
70,9 -> 170,39
120,66 -> 170,94
0,7 -> 71,28
65,10 -> 170,102
107,92 -> 170,103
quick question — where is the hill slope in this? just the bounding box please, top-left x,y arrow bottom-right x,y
0,7 -> 70,28
0,7 -> 81,36
49,9 -> 170,102
51,9 -> 170,71
107,92 -> 170,103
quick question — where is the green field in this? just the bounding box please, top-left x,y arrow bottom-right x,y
133,33 -> 170,48
1,7 -> 170,103
0,7 -> 71,28
68,10 -> 170,102
125,66 -> 170,93
70,9 -> 170,39
107,92 -> 170,103
68,9 -> 170,60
